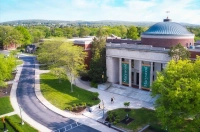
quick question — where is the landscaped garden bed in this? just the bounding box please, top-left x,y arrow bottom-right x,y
40,73 -> 100,113
106,108 -> 166,132
0,115 -> 38,132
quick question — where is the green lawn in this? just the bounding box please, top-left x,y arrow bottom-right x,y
1,115 -> 38,132
109,108 -> 165,132
40,73 -> 100,110
0,96 -> 14,115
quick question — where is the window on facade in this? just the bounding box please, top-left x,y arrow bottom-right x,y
161,64 -> 163,71
132,60 -> 134,68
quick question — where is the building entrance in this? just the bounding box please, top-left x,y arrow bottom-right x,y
136,73 -> 139,85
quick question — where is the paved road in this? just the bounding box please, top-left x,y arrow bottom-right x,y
16,56 -> 100,132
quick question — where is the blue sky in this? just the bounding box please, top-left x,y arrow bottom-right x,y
0,0 -> 200,24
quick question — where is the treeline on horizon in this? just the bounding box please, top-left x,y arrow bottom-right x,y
0,25 -> 200,49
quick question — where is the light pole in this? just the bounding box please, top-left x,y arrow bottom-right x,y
102,71 -> 104,84
19,105 -> 24,125
102,100 -> 104,119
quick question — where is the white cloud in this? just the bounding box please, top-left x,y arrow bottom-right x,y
0,0 -> 200,24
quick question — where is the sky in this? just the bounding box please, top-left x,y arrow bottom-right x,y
0,0 -> 200,24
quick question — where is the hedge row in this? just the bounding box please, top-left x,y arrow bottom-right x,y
5,116 -> 23,132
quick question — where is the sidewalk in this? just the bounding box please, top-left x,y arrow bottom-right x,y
34,63 -> 117,132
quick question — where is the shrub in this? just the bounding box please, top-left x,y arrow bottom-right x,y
5,116 -> 23,132
73,107 -> 78,111
66,106 -> 72,111
81,102 -> 86,107
72,103 -> 77,107
90,81 -> 98,88
113,121 -> 117,125
149,124 -> 167,132
124,102 -> 130,108
87,102 -> 93,107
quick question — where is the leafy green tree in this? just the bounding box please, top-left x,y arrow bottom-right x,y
89,37 -> 106,83
168,43 -> 190,62
0,54 -> 16,87
58,43 -> 87,92
0,26 -> 13,46
137,27 -> 148,38
37,41 -> 87,92
50,68 -> 66,83
4,29 -> 23,49
118,25 -> 127,38
79,27 -> 90,37
15,26 -> 32,46
151,58 -> 200,132
126,26 -> 138,40
37,41 -> 63,67
96,27 -> 108,37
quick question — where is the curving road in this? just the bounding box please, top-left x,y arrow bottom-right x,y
16,56 -> 100,132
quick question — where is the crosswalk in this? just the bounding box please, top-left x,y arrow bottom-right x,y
53,122 -> 82,132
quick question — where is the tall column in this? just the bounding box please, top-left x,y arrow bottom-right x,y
150,62 -> 153,91
119,58 -> 122,85
129,59 -> 131,87
139,60 -> 142,89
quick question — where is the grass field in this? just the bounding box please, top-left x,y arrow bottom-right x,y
40,73 -> 100,110
110,108 -> 165,132
0,96 -> 14,115
0,115 -> 38,132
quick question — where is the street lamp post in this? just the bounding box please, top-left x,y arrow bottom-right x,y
19,105 -> 24,125
102,71 -> 104,84
102,100 -> 104,119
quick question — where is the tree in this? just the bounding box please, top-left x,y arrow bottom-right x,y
15,26 -> 32,46
4,29 -> 23,49
79,27 -> 90,37
151,57 -> 200,132
50,68 -> 66,83
37,41 -> 87,92
96,27 -> 108,37
168,43 -> 190,62
89,37 -> 107,83
58,43 -> 87,92
37,41 -> 63,68
126,26 -> 138,40
0,54 -> 16,87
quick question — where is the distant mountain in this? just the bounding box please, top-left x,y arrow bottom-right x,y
1,19 -> 200,27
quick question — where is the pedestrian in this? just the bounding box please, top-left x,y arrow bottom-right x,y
2,117 -> 8,132
111,97 -> 114,104
99,104 -> 101,109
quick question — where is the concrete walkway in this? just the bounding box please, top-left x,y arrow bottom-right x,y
0,111 -> 17,118
34,63 -> 117,132
5,53 -> 156,132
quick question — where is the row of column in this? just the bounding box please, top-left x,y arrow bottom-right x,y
119,58 -> 153,90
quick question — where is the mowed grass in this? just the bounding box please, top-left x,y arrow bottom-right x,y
111,108 -> 163,132
0,96 -> 14,115
5,115 -> 38,132
40,73 -> 100,110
